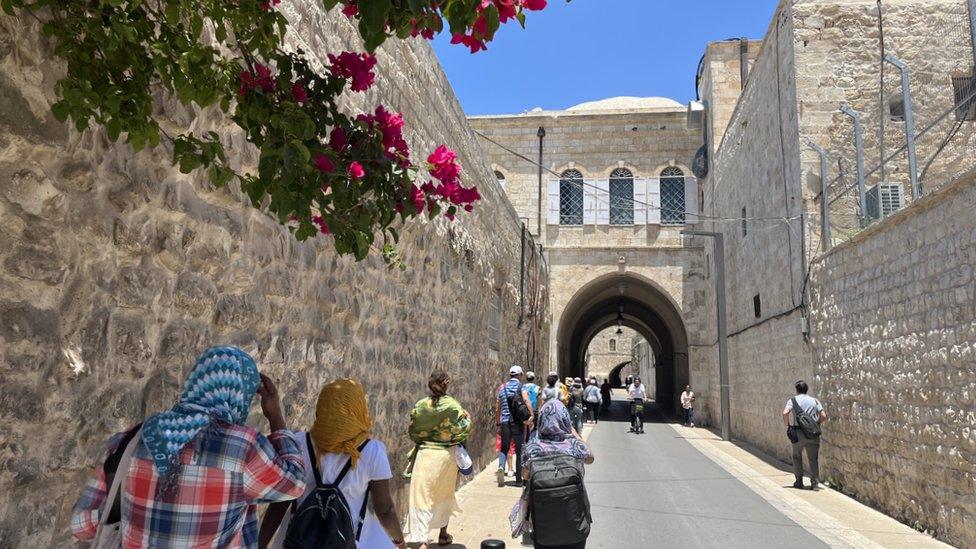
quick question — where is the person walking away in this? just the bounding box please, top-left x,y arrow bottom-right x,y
783,380 -> 827,490
570,378 -> 585,434
599,379 -> 612,415
583,379 -> 601,424
680,385 -> 696,427
520,401 -> 595,549
259,378 -> 406,548
627,377 -> 647,433
539,373 -> 561,408
497,365 -> 533,487
401,371 -> 472,548
72,346 -> 307,548
523,372 -> 540,428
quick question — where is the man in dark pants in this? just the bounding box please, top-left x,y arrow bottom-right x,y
496,365 -> 534,487
783,380 -> 827,490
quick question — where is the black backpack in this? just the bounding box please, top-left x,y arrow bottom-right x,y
792,397 -> 822,439
505,383 -> 531,424
284,434 -> 370,549
528,454 -> 591,546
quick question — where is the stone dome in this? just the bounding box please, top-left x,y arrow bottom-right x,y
566,96 -> 683,112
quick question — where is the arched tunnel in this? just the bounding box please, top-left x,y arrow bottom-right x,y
557,273 -> 689,413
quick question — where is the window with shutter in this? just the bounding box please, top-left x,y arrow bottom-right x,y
559,169 -> 584,225
609,168 -> 634,225
660,167 -> 686,225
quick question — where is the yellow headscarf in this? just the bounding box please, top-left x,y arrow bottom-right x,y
310,378 -> 372,468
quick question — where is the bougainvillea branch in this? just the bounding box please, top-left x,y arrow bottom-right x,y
0,0 -> 555,263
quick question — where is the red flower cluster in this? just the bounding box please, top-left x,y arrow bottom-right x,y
340,1 -> 358,17
357,105 -> 410,166
452,0 -> 548,53
410,145 -> 481,218
311,214 -> 331,235
259,0 -> 281,11
328,51 -> 377,92
238,64 -> 276,97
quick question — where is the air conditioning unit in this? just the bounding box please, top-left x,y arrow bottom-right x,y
865,183 -> 905,220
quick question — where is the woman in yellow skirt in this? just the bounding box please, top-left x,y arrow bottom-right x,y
405,370 -> 472,548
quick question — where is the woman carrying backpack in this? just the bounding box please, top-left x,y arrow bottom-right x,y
520,400 -> 595,549
258,379 -> 406,549
404,370 -> 472,548
70,346 -> 307,548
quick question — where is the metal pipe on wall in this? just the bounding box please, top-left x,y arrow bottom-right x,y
739,38 -> 750,89
807,141 -> 831,252
536,127 -> 546,237
883,54 -> 920,199
840,106 -> 868,226
968,0 -> 976,68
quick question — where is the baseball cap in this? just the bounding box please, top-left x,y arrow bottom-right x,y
525,371 -> 536,380
509,365 -> 523,376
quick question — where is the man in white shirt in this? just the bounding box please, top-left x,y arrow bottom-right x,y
782,380 -> 827,490
626,377 -> 647,433
680,385 -> 695,427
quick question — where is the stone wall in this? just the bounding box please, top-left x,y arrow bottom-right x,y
0,4 -> 548,547
810,171 -> 976,548
585,325 -> 636,381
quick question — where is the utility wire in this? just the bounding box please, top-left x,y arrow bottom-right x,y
473,130 -> 802,225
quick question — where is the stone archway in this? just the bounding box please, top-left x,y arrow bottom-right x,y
608,360 -> 631,388
556,273 -> 689,412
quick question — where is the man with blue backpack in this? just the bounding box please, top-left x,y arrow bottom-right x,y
783,380 -> 828,490
496,365 -> 534,488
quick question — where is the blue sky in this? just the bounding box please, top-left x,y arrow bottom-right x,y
432,0 -> 779,115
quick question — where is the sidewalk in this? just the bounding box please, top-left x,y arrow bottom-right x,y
671,424 -> 951,549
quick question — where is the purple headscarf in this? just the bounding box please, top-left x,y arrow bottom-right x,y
524,400 -> 591,462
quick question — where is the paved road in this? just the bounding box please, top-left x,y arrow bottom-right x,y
583,398 -> 828,549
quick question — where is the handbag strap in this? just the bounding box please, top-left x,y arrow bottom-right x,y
791,396 -> 802,426
95,426 -> 142,538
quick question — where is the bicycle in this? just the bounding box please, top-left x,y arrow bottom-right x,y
629,398 -> 644,434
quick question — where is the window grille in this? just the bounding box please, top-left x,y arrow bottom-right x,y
609,339 -> 617,352
559,169 -> 584,225
609,168 -> 634,225
488,288 -> 501,351
660,167 -> 686,225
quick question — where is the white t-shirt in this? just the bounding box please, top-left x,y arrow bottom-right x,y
681,391 -> 695,409
784,394 -> 824,420
270,432 -> 394,549
627,384 -> 647,400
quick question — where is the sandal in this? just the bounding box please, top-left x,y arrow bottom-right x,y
438,533 -> 454,546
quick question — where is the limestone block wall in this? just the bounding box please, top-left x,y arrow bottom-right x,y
585,326 -> 636,381
809,171 -> 976,548
697,39 -> 762,158
0,5 -> 549,547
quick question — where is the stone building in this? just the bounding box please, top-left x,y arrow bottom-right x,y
470,97 -> 711,412
0,4 -> 549,546
584,325 -> 636,384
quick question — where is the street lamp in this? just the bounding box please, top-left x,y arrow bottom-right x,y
681,230 -> 731,442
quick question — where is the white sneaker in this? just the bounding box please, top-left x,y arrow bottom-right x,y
690,422 -> 695,428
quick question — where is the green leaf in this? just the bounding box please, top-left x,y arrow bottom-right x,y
106,118 -> 121,141
1,0 -> 15,16
358,0 -> 390,41
50,102 -> 70,122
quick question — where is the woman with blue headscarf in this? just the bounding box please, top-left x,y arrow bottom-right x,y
71,346 -> 306,548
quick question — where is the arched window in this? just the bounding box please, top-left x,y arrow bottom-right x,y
609,339 -> 617,352
660,166 -> 686,225
609,168 -> 634,225
494,170 -> 506,190
559,169 -> 584,225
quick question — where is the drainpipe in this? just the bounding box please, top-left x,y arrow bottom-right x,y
739,38 -> 750,89
969,0 -> 976,68
536,126 -> 546,236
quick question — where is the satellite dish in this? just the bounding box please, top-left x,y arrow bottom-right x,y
692,144 -> 709,179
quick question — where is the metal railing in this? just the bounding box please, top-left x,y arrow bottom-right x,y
807,0 -> 976,251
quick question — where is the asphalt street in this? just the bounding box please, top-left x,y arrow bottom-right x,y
582,398 -> 828,549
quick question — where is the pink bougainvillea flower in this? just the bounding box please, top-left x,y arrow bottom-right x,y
521,0 -> 546,10
312,215 -> 332,235
238,63 -> 276,97
450,32 -> 487,53
291,82 -> 308,104
348,161 -> 365,179
427,145 -> 462,184
341,1 -> 358,17
427,144 -> 457,167
328,51 -> 377,92
410,185 -> 426,213
329,127 -> 347,152
259,0 -> 280,10
314,153 -> 335,173
495,0 -> 518,22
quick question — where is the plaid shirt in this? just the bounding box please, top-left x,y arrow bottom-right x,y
71,424 -> 305,548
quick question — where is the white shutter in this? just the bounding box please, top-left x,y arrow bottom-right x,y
595,179 -> 610,225
648,177 -> 661,224
633,178 -> 647,224
583,179 -> 597,224
547,180 -> 560,225
685,177 -> 699,224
